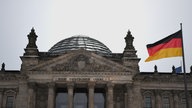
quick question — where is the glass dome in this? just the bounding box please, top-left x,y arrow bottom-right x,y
48,35 -> 112,55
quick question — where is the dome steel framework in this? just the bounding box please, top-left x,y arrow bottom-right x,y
48,35 -> 112,55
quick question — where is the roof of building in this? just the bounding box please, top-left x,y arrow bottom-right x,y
48,35 -> 112,55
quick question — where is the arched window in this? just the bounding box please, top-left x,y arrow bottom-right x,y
6,96 -> 14,108
161,92 -> 171,108
143,91 -> 154,108
144,96 -> 152,108
162,96 -> 170,108
3,90 -> 17,108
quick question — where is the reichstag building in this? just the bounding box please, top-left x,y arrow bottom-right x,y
0,28 -> 192,108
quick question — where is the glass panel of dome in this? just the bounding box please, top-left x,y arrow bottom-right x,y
48,36 -> 111,54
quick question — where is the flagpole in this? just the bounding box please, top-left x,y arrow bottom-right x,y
180,23 -> 189,108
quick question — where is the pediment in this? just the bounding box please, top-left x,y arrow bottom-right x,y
30,50 -> 133,73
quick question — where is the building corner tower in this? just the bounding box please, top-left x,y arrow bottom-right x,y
20,28 -> 39,71
122,30 -> 140,73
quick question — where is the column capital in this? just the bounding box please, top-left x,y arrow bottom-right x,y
47,82 -> 55,88
88,82 -> 95,88
67,83 -> 74,89
107,82 -> 114,88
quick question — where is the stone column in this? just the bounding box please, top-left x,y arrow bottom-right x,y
132,82 -> 142,108
169,93 -> 174,108
124,93 -> 128,108
173,91 -> 179,108
47,82 -> 55,108
0,89 -> 3,108
155,90 -> 161,108
67,83 -> 74,108
126,84 -> 133,108
107,83 -> 114,108
88,82 -> 95,108
28,82 -> 36,108
188,92 -> 192,108
16,81 -> 28,108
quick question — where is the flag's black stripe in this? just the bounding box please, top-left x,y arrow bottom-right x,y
147,30 -> 182,48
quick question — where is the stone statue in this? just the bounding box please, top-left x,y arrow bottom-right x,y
172,65 -> 176,74
1,63 -> 5,71
154,65 -> 158,73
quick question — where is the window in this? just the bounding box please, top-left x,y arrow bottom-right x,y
162,96 -> 170,108
3,90 -> 16,108
6,96 -> 14,108
143,91 -> 153,108
144,96 -> 152,108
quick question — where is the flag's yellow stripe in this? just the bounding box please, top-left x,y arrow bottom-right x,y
145,48 -> 182,62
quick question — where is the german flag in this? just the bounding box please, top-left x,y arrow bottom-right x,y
145,30 -> 182,62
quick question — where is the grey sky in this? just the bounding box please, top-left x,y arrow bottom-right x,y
0,0 -> 192,72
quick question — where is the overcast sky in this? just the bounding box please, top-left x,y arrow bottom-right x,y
0,0 -> 192,72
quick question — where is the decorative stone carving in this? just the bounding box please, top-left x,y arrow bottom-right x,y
51,54 -> 127,72
23,28 -> 39,56
26,28 -> 38,49
0,74 -> 16,80
17,74 -> 28,80
4,89 -> 17,94
29,50 -> 133,73
124,30 -> 134,50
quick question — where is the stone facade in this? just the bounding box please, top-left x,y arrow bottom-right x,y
0,28 -> 192,108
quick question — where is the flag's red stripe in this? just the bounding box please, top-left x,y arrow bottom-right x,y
147,38 -> 182,56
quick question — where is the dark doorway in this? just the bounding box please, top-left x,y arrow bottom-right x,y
56,88 -> 68,108
74,88 -> 88,108
94,88 -> 105,108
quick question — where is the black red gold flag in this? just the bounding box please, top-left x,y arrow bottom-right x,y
145,30 -> 182,62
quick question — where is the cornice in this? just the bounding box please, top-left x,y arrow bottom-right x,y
134,73 -> 192,83
26,71 -> 132,76
0,74 -> 28,81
